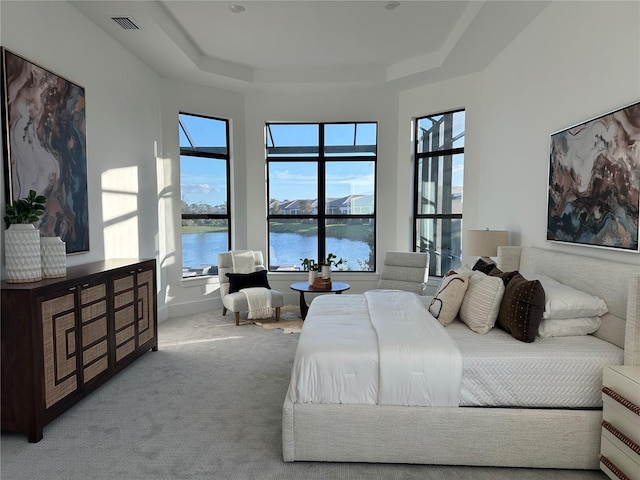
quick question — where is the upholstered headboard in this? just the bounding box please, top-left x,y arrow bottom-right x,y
497,246 -> 640,366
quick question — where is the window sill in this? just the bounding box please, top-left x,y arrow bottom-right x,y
181,275 -> 219,287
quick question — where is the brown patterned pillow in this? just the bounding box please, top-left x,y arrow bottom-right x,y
496,272 -> 545,342
472,258 -> 496,274
488,267 -> 519,287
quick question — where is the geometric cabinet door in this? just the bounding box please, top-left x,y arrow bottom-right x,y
40,281 -> 109,409
113,265 -> 156,364
41,292 -> 78,408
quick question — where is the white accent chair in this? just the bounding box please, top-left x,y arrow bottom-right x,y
376,251 -> 430,295
217,251 -> 284,325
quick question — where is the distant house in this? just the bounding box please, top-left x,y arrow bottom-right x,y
278,195 -> 374,216
278,199 -> 318,215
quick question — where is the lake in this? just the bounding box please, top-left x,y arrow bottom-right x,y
182,231 -> 371,272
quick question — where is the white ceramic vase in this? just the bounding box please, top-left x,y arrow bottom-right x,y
41,236 -> 67,278
308,270 -> 318,285
321,265 -> 331,279
4,224 -> 42,283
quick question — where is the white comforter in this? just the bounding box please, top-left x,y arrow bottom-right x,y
287,290 -> 462,406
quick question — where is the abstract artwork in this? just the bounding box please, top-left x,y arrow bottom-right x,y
547,101 -> 640,252
1,47 -> 89,253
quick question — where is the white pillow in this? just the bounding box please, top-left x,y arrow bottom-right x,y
538,317 -> 602,337
459,271 -> 505,334
429,271 -> 470,326
520,271 -> 608,319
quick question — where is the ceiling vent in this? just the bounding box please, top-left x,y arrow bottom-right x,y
111,16 -> 140,30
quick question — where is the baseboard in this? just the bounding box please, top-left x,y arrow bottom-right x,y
165,297 -> 223,319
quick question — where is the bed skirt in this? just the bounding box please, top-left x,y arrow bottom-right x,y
282,396 -> 602,469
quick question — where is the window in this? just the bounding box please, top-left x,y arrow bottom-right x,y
413,109 -> 465,277
179,113 -> 231,278
266,122 -> 377,272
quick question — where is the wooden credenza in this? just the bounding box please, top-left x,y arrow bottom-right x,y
1,258 -> 157,442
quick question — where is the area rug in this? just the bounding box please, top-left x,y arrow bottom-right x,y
254,304 -> 303,333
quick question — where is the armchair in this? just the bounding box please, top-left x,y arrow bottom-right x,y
376,251 -> 430,295
217,250 -> 283,325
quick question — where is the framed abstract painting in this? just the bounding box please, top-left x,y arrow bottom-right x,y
547,101 -> 640,252
1,47 -> 89,254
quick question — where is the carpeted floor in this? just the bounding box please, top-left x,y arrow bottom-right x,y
1,309 -> 607,480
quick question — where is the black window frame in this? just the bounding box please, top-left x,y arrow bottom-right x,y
266,122 -> 377,272
179,112 -> 231,277
413,109 -> 465,277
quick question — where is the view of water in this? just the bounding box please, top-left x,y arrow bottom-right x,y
182,231 -> 371,271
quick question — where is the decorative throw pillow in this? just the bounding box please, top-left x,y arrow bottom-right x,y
519,271 -> 608,319
496,272 -> 545,343
459,271 -> 505,334
429,271 -> 471,326
226,270 -> 271,294
538,317 -> 602,338
487,266 -> 519,287
472,258 -> 496,275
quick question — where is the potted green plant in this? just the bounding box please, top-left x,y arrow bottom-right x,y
320,253 -> 345,278
3,189 -> 47,225
4,190 -> 47,283
300,257 -> 319,285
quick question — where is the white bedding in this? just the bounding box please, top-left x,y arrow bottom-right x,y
447,320 -> 623,408
288,291 -> 462,406
289,291 -> 624,409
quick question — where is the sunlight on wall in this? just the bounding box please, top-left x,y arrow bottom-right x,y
102,166 -> 139,258
156,154 -> 176,270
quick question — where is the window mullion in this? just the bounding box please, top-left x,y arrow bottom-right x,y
318,124 -> 326,262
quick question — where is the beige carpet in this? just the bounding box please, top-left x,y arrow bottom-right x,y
254,305 -> 303,333
1,309 -> 607,480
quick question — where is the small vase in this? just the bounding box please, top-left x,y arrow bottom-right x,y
41,236 -> 67,278
321,265 -> 331,279
4,224 -> 42,283
308,270 -> 318,285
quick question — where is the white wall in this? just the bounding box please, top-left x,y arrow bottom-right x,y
400,0 -> 640,268
1,1 -> 166,311
2,1 -> 638,320
159,79 -> 245,317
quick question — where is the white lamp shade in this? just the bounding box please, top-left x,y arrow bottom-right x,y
466,230 -> 509,258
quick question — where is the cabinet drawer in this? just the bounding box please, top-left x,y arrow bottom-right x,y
603,396 -> 640,447
600,434 -> 640,480
603,367 -> 640,409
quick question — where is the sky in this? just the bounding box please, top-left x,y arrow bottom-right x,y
179,114 -> 464,207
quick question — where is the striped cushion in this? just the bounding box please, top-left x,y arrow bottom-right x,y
459,271 -> 505,334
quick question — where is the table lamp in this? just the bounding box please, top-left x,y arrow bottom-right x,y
466,229 -> 509,263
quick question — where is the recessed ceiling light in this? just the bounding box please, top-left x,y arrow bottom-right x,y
385,1 -> 400,10
229,4 -> 246,13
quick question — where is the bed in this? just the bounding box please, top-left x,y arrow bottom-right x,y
282,246 -> 640,469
